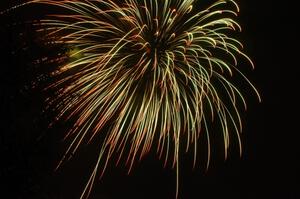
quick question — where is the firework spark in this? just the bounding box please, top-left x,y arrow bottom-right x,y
6,0 -> 260,198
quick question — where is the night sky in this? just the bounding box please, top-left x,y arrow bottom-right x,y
1,1 -> 298,199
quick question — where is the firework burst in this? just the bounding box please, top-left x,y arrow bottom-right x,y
5,0 -> 260,198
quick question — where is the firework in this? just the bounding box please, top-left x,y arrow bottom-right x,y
5,0 -> 260,198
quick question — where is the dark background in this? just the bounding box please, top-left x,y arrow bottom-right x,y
1,1 -> 298,199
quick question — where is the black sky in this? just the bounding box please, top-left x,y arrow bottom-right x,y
1,1 -> 298,199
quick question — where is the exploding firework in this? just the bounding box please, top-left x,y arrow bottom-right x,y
4,0 -> 260,198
